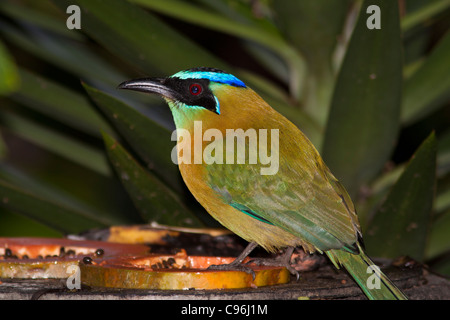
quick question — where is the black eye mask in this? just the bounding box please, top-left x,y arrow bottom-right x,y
163,77 -> 219,114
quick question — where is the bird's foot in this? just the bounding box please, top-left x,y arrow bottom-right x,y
245,257 -> 299,280
207,242 -> 259,280
207,261 -> 256,280
246,247 -> 300,281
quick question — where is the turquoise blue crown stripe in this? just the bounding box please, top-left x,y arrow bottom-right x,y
171,70 -> 246,88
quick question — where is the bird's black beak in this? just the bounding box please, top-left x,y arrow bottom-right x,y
117,77 -> 182,101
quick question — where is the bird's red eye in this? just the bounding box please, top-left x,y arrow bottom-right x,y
189,83 -> 202,96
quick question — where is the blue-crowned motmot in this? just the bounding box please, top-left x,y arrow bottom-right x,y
118,67 -> 407,300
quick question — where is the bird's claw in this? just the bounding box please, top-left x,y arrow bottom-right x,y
207,263 -> 256,280
245,258 -> 300,281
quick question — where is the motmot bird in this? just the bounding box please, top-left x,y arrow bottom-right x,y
118,67 -> 407,300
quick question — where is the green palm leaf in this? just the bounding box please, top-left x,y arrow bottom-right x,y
0,0 -> 447,276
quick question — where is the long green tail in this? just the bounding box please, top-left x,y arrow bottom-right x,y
326,244 -> 408,300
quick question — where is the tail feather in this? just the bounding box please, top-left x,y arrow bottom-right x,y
326,244 -> 407,300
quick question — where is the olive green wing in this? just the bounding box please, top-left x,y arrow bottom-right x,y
205,135 -> 361,253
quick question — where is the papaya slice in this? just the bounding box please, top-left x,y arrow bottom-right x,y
0,237 -> 149,279
81,250 -> 290,290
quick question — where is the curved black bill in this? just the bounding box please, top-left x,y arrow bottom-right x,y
117,77 -> 182,101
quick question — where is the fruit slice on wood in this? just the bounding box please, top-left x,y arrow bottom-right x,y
0,237 -> 149,279
81,250 -> 290,290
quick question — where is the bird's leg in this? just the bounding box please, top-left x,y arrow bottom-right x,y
246,246 -> 300,280
207,242 -> 258,279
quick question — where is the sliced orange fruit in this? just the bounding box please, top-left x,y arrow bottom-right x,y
0,237 -> 149,279
81,250 -> 290,290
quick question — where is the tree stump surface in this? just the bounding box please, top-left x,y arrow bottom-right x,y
1,262 -> 448,300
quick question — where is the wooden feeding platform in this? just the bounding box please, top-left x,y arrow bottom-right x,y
1,226 -> 449,300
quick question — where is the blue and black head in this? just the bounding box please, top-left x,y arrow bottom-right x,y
118,67 -> 246,115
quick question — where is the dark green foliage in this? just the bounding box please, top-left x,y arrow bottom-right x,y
0,0 -> 449,275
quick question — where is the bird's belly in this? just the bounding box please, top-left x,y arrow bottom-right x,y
179,162 -> 313,253
208,203 -> 313,253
